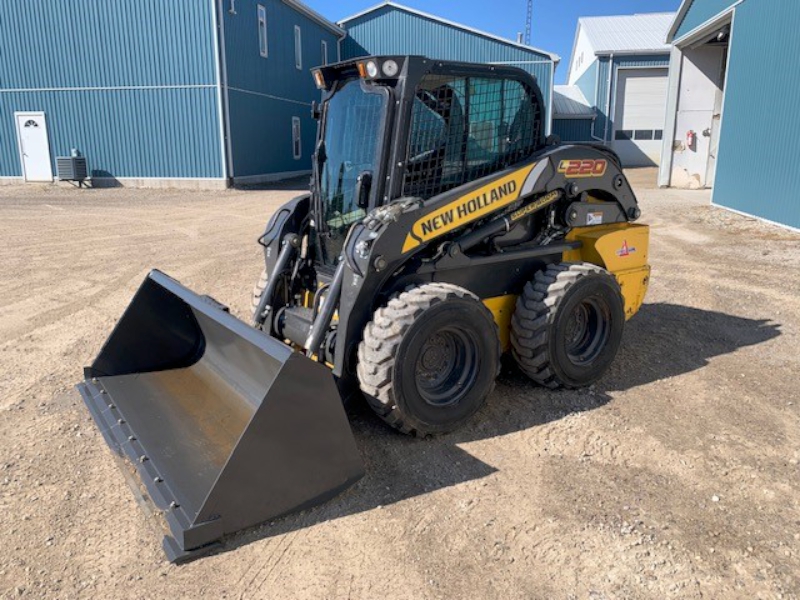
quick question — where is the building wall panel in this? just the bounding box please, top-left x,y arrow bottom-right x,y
552,119 -> 595,142
222,0 -> 340,176
0,88 -> 222,178
674,0 -> 738,41
226,89 -> 314,178
340,6 -> 555,123
574,61 -> 598,108
712,0 -> 800,228
0,0 -> 217,88
0,0 -> 222,180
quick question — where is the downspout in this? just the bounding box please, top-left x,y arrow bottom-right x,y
547,59 -> 554,136
602,53 -> 614,145
214,0 -> 235,185
589,60 -> 604,142
211,0 -> 228,182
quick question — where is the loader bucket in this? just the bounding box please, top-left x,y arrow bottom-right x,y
76,270 -> 364,563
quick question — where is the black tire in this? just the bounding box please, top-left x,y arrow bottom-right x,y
251,268 -> 269,321
511,262 -> 625,389
357,283 -> 501,437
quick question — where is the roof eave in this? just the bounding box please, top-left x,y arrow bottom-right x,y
594,48 -> 672,57
283,0 -> 346,38
666,0 -> 694,43
338,1 -> 560,62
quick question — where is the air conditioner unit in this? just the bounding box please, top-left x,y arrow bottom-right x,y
57,156 -> 89,187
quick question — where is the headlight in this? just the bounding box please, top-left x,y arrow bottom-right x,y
365,60 -> 379,78
381,60 -> 399,77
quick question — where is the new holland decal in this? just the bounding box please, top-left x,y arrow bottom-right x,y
558,159 -> 607,178
402,164 -> 536,253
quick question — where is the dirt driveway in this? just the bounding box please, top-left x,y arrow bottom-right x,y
1,171 -> 798,599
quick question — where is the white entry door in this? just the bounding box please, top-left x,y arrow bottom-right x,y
15,112 -> 53,182
612,69 -> 669,167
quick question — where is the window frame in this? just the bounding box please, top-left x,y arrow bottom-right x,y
321,39 -> 328,66
294,25 -> 302,70
257,4 -> 268,58
292,117 -> 302,160
401,72 -> 540,200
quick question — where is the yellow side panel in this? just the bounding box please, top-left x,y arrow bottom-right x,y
565,223 -> 651,320
483,295 -> 518,352
615,266 -> 651,320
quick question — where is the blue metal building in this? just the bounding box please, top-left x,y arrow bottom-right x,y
1,0 -> 343,187
338,2 -> 559,133
659,0 -> 800,230
555,13 -> 674,167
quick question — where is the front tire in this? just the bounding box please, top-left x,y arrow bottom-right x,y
511,263 -> 625,389
251,268 -> 269,321
357,283 -> 501,436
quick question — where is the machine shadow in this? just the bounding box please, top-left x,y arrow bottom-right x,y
219,302 -> 780,557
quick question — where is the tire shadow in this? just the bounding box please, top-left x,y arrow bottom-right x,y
219,302 -> 781,557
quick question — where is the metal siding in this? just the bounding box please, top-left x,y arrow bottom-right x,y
596,55 -> 670,142
574,60 -> 598,107
0,0 -> 222,179
340,6 -> 554,123
226,89 -> 315,177
713,0 -> 800,228
552,119 -> 595,142
222,0 -> 340,176
0,88 -> 222,178
0,0 -> 217,88
674,0 -> 738,40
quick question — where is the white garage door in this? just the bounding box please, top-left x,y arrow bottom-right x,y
612,69 -> 668,167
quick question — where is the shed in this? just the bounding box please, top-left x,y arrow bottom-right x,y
1,0 -> 343,188
561,12 -> 674,166
659,0 -> 800,230
338,2 -> 559,133
552,85 -> 595,143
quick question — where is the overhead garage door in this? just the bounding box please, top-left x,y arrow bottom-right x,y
613,68 -> 668,167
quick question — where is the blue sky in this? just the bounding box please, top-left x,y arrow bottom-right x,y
303,0 -> 681,84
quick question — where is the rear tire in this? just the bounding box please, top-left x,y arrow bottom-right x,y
511,262 -> 625,389
357,283 -> 501,437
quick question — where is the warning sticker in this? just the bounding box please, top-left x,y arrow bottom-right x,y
586,212 -> 604,226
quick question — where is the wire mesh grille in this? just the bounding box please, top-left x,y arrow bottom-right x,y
403,75 -> 541,200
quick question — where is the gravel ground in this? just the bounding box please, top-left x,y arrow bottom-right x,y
0,170 -> 798,599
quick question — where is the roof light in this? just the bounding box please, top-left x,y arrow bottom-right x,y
381,60 -> 399,77
365,60 -> 379,78
357,62 -> 368,78
312,69 -> 326,89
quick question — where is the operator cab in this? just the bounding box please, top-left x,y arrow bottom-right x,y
310,56 -> 547,270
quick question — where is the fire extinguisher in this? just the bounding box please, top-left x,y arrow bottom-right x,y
686,130 -> 696,150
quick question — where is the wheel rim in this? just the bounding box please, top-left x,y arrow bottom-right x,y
415,328 -> 479,407
564,295 -> 611,367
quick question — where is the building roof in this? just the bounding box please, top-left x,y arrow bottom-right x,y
553,85 -> 595,119
580,12 -> 675,55
283,0 -> 346,38
338,1 -> 560,62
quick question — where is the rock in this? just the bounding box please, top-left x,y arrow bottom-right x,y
711,495 -> 720,502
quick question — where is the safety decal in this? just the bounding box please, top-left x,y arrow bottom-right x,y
509,190 -> 560,222
558,159 -> 608,178
616,240 -> 637,257
402,163 -> 536,253
586,211 -> 603,226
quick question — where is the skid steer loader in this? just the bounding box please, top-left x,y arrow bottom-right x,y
77,56 -> 650,562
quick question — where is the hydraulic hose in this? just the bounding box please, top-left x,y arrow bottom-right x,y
305,257 -> 345,358
253,234 -> 300,328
